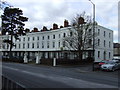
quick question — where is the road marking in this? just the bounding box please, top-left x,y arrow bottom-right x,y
3,66 -> 19,71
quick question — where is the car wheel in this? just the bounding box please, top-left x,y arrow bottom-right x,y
112,67 -> 115,71
100,68 -> 103,71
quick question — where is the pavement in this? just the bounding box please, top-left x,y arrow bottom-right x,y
29,62 -> 93,71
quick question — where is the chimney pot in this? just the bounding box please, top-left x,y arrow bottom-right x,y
32,27 -> 39,32
64,20 -> 69,27
41,26 -> 47,31
53,23 -> 58,30
60,26 -> 63,28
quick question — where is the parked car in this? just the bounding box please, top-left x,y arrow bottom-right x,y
112,58 -> 120,63
101,61 -> 120,71
98,60 -> 109,67
17,56 -> 24,63
10,56 -> 24,63
2,55 -> 10,61
2,55 -> 24,63
29,56 -> 36,61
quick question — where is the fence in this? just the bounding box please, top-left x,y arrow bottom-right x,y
2,75 -> 26,90
40,58 -> 93,66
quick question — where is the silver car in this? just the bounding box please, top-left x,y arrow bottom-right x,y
101,61 -> 120,71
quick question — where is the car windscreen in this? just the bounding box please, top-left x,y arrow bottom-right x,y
106,61 -> 115,64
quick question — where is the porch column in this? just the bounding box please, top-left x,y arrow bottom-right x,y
24,52 -> 28,63
36,52 -> 41,64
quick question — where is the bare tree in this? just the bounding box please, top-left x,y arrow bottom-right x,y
63,12 -> 97,60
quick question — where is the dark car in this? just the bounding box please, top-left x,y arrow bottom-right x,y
12,56 -> 24,63
2,55 -> 10,61
18,56 -> 24,63
4,56 -> 24,63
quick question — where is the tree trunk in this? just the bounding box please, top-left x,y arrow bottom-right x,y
9,34 -> 13,57
78,51 -> 82,61
9,18 -> 13,57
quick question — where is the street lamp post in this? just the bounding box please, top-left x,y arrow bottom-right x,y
24,34 -> 28,63
89,0 -> 95,71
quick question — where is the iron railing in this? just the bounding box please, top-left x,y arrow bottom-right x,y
2,75 -> 26,90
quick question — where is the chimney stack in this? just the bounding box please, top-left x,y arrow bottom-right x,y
32,27 -> 39,32
64,20 -> 69,27
53,23 -> 58,30
78,17 -> 85,24
50,28 -> 53,30
60,26 -> 63,28
41,26 -> 48,32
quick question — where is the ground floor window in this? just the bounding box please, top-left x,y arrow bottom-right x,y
98,51 -> 100,58
103,51 -> 106,60
109,52 -> 111,59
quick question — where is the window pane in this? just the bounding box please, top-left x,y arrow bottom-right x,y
28,43 -> 29,48
33,37 -> 34,41
98,51 -> 100,58
63,33 -> 66,37
53,42 -> 55,48
37,37 -> 39,40
42,36 -> 44,40
98,29 -> 100,35
53,35 -> 55,39
104,31 -> 106,37
32,43 -> 34,48
48,36 -> 50,39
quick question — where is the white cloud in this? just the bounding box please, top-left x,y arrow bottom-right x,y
2,0 -> 119,42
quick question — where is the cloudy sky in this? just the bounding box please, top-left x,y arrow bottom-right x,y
1,0 -> 119,42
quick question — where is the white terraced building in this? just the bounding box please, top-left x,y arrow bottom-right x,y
0,20 -> 113,62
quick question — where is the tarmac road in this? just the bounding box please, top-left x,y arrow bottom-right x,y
1,62 -> 119,89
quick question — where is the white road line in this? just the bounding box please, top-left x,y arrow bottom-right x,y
3,66 -> 19,71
